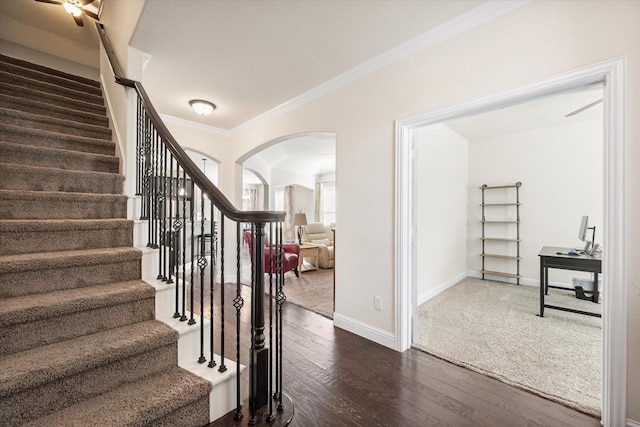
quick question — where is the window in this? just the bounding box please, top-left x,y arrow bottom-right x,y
321,181 -> 336,224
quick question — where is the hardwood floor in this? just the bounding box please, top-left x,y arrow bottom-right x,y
202,278 -> 600,427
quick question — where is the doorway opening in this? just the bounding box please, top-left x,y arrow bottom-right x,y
412,86 -> 603,415
395,58 -> 626,426
238,132 -> 337,319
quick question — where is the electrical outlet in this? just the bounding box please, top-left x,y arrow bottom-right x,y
374,296 -> 383,311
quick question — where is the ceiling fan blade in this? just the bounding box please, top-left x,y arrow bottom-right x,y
34,0 -> 63,4
565,98 -> 603,117
83,9 -> 99,21
72,14 -> 84,26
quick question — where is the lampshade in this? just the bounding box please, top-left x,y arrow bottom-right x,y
189,99 -> 216,116
293,213 -> 307,227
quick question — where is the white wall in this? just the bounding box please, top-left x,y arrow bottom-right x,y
293,185 -> 314,222
274,185 -> 314,218
415,124 -> 469,304
225,2 -> 639,419
273,184 -> 314,243
0,40 -> 99,80
467,119 -> 603,286
0,17 -> 99,77
164,119 -> 229,172
268,168 -> 316,219
415,116 -> 602,300
270,168 -> 315,192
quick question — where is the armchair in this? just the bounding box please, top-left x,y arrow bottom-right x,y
244,230 -> 300,277
301,222 -> 335,269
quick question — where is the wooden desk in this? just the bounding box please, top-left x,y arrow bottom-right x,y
538,246 -> 601,318
298,244 -> 319,272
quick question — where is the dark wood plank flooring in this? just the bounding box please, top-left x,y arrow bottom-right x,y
197,276 -> 600,427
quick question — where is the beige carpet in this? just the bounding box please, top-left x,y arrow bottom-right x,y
414,277 -> 601,417
239,246 -> 334,319
282,267 -> 334,319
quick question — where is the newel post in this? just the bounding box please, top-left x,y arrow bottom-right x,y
251,223 -> 269,420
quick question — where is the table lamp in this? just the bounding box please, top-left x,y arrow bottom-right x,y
293,213 -> 307,245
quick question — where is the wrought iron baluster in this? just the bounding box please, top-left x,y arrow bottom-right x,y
135,97 -> 143,196
172,164 -> 183,319
276,221 -> 286,410
197,186 -> 207,363
180,168 -> 188,322
157,142 -> 166,280
166,155 -> 174,285
141,112 -> 151,224
189,178 -> 196,326
267,222 -> 275,421
273,225 -> 280,403
208,203 -> 217,369
233,220 -> 244,421
144,114 -> 153,241
218,215 -> 227,372
150,127 -> 159,250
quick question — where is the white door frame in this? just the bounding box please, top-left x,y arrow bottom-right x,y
394,57 -> 627,426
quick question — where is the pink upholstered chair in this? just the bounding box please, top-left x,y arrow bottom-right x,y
244,230 -> 300,277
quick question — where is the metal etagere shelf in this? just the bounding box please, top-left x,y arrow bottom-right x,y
480,182 -> 522,284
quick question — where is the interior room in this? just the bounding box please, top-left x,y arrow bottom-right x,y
241,133 -> 336,318
413,86 -> 603,415
1,1 -> 637,426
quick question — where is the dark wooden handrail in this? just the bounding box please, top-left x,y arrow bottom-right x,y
96,23 -> 284,223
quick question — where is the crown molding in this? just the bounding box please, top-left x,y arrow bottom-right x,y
160,114 -> 232,138
231,0 -> 529,134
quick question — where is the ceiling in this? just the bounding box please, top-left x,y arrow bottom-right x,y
244,132 -> 336,181
446,86 -> 604,141
129,0 -> 484,131
1,0 -> 101,53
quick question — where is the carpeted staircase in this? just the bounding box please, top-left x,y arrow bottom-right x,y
0,54 -> 212,426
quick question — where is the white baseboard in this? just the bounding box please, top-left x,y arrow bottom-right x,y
467,270 -> 574,289
333,313 -> 395,350
627,418 -> 640,427
417,272 -> 467,305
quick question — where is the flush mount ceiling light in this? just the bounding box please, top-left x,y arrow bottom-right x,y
189,99 -> 216,116
62,0 -> 82,17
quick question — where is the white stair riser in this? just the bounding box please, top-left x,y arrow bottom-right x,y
161,314 -> 248,422
144,237 -> 248,423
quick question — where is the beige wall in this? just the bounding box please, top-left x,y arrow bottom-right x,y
227,1 -> 640,420
467,118 -> 603,284
415,124 -> 469,303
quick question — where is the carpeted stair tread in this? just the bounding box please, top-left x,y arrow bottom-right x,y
0,280 -> 154,328
0,70 -> 104,106
0,53 -> 101,89
0,107 -> 111,140
0,82 -> 106,116
0,280 -> 156,355
0,123 -> 115,155
0,163 -> 124,194
0,248 -> 142,299
0,140 -> 119,173
20,367 -> 212,427
0,93 -> 108,127
0,189 -> 127,219
0,218 -> 131,233
0,247 -> 141,276
0,218 -> 133,255
0,320 -> 178,398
